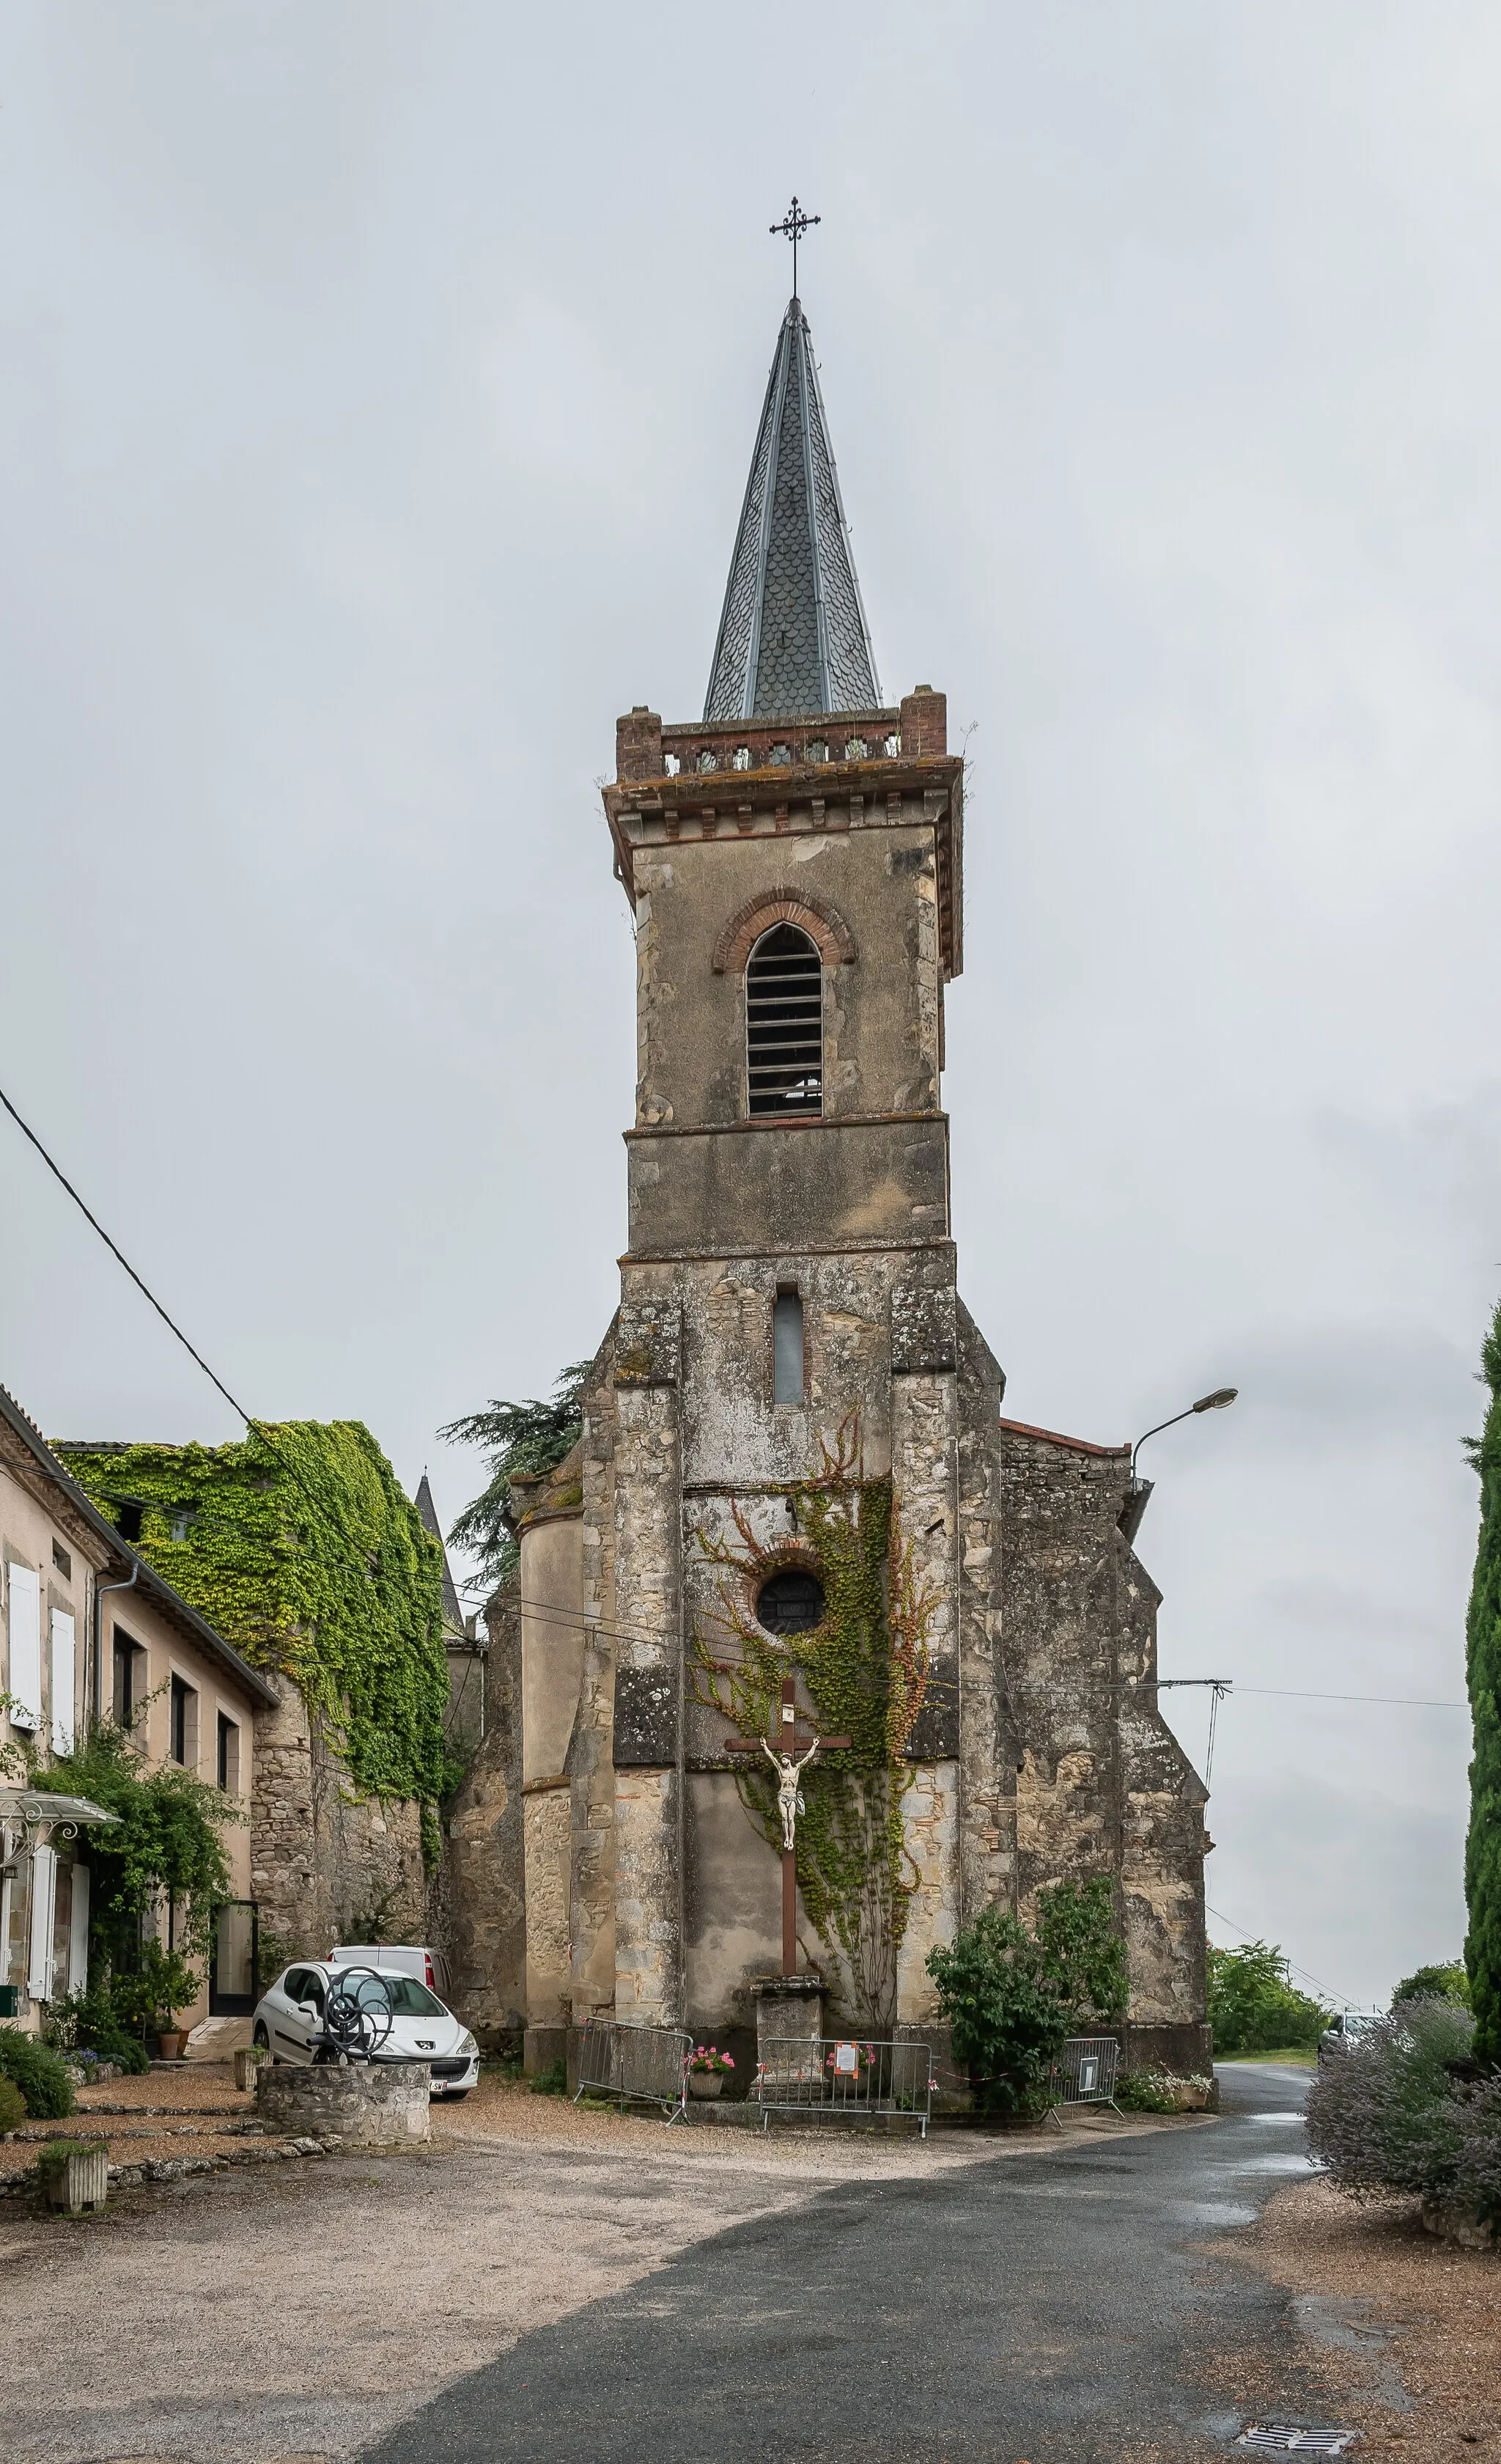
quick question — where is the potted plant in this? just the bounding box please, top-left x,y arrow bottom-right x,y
37,2138 -> 109,2215
114,1944 -> 199,2063
686,2046 -> 735,2100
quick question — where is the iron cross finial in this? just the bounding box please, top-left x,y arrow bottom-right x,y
770,195 -> 820,301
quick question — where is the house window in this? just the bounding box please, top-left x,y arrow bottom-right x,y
116,1502 -> 143,1543
773,1290 -> 805,1405
746,924 -> 823,1117
111,1630 -> 144,1726
170,1674 -> 199,1768
217,1712 -> 240,1793
51,1540 -> 71,1581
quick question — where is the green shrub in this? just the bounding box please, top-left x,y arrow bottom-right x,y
926,1904 -> 1069,2114
0,2029 -> 75,2119
1208,1941 -> 1330,2056
105,1944 -> 201,2038
926,1879 -> 1129,2117
1304,1998 -> 1500,2214
45,1985 -> 150,2075
0,2076 -> 26,2131
528,2057 -> 567,2096
27,1723 -> 234,1969
1393,1961 -> 1472,2009
1115,2069 -> 1179,2114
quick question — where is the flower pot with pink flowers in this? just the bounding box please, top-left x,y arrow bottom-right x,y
686,2046 -> 735,2099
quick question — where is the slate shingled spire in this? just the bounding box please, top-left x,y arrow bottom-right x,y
704,298 -> 880,723
414,1471 -> 465,1635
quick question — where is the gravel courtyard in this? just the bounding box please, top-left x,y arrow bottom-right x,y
4,2069 -> 1151,2464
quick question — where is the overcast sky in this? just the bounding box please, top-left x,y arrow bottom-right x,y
3,2 -> 1496,2008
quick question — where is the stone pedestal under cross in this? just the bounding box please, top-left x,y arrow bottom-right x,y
726,1676 -> 849,1977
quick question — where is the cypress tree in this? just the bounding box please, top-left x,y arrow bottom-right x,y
1464,1301 -> 1501,2067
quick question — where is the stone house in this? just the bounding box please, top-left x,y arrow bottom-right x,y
55,1430 -> 446,1975
0,1383 -> 276,2034
457,292 -> 1212,2079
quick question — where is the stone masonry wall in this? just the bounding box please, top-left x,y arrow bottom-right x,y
250,1676 -> 426,1967
997,1422 -> 1209,2068
439,1580 -> 525,2050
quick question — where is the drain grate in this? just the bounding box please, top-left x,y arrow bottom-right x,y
1237,2428 -> 1357,2455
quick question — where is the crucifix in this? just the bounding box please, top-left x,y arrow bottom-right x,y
727,1675 -> 849,1977
770,194 -> 820,301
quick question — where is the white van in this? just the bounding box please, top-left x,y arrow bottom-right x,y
331,1944 -> 454,2004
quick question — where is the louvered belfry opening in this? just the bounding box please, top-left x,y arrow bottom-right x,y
746,924 -> 824,1117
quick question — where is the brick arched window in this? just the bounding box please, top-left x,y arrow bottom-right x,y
746,924 -> 823,1117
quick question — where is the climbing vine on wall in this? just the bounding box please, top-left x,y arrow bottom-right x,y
62,1425 -> 454,1845
690,1415 -> 940,2031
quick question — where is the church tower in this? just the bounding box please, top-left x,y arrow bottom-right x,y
505,287 -> 1211,2081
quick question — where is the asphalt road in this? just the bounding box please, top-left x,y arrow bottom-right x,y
361,2062 -> 1325,2464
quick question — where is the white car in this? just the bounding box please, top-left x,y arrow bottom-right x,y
251,1960 -> 479,2097
1317,2012 -> 1382,2068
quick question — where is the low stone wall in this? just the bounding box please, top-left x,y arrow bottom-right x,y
254,2061 -> 431,2148
1421,2196 -> 1497,2252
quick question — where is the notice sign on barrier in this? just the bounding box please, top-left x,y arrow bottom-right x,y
833,2042 -> 859,2075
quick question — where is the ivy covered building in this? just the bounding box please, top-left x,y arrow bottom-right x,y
482,291 -> 1212,2078
57,1422 -> 451,1968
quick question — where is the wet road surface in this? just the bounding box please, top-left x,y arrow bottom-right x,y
361,2062 -> 1327,2464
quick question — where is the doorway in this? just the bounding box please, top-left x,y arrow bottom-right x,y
208,1901 -> 259,2015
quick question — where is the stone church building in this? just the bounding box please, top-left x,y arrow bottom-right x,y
479,293 -> 1210,2080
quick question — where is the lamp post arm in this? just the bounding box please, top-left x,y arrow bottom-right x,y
1130,1409 -> 1194,1480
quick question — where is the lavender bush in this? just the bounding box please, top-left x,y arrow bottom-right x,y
1305,1998 -> 1501,2219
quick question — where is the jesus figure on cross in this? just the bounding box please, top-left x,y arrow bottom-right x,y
761,1732 -> 822,1854
726,1675 -> 851,1975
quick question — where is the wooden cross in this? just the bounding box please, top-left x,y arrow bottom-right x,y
726,1677 -> 849,1977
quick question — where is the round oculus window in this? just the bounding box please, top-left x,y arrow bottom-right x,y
755,1567 -> 825,1637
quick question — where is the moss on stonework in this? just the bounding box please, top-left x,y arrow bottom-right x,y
62,1424 -> 454,1834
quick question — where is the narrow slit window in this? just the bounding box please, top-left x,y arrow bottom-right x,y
773,1291 -> 804,1405
217,1711 -> 240,1792
746,924 -> 823,1117
170,1673 -> 197,1768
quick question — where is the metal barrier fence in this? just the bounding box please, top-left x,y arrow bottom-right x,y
753,2037 -> 935,2137
1048,2034 -> 1122,2126
574,2019 -> 693,2125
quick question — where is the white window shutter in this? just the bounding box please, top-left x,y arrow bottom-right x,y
7,1565 -> 41,1732
26,1845 -> 56,2001
50,1609 -> 75,1755
67,1862 -> 90,1995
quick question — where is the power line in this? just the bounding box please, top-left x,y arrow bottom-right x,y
1231,1685 -> 1465,1710
455,1585 -> 1468,1715
1,1081 -> 257,1429
0,1079 -> 413,1604
1206,1900 -> 1363,2014
13,1080 -> 1460,1737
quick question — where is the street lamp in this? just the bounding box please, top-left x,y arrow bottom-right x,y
1119,1388 -> 1237,1546
1131,1387 -> 1238,1481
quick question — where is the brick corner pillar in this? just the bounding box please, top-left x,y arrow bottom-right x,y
616,705 -> 663,784
899,685 -> 947,758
